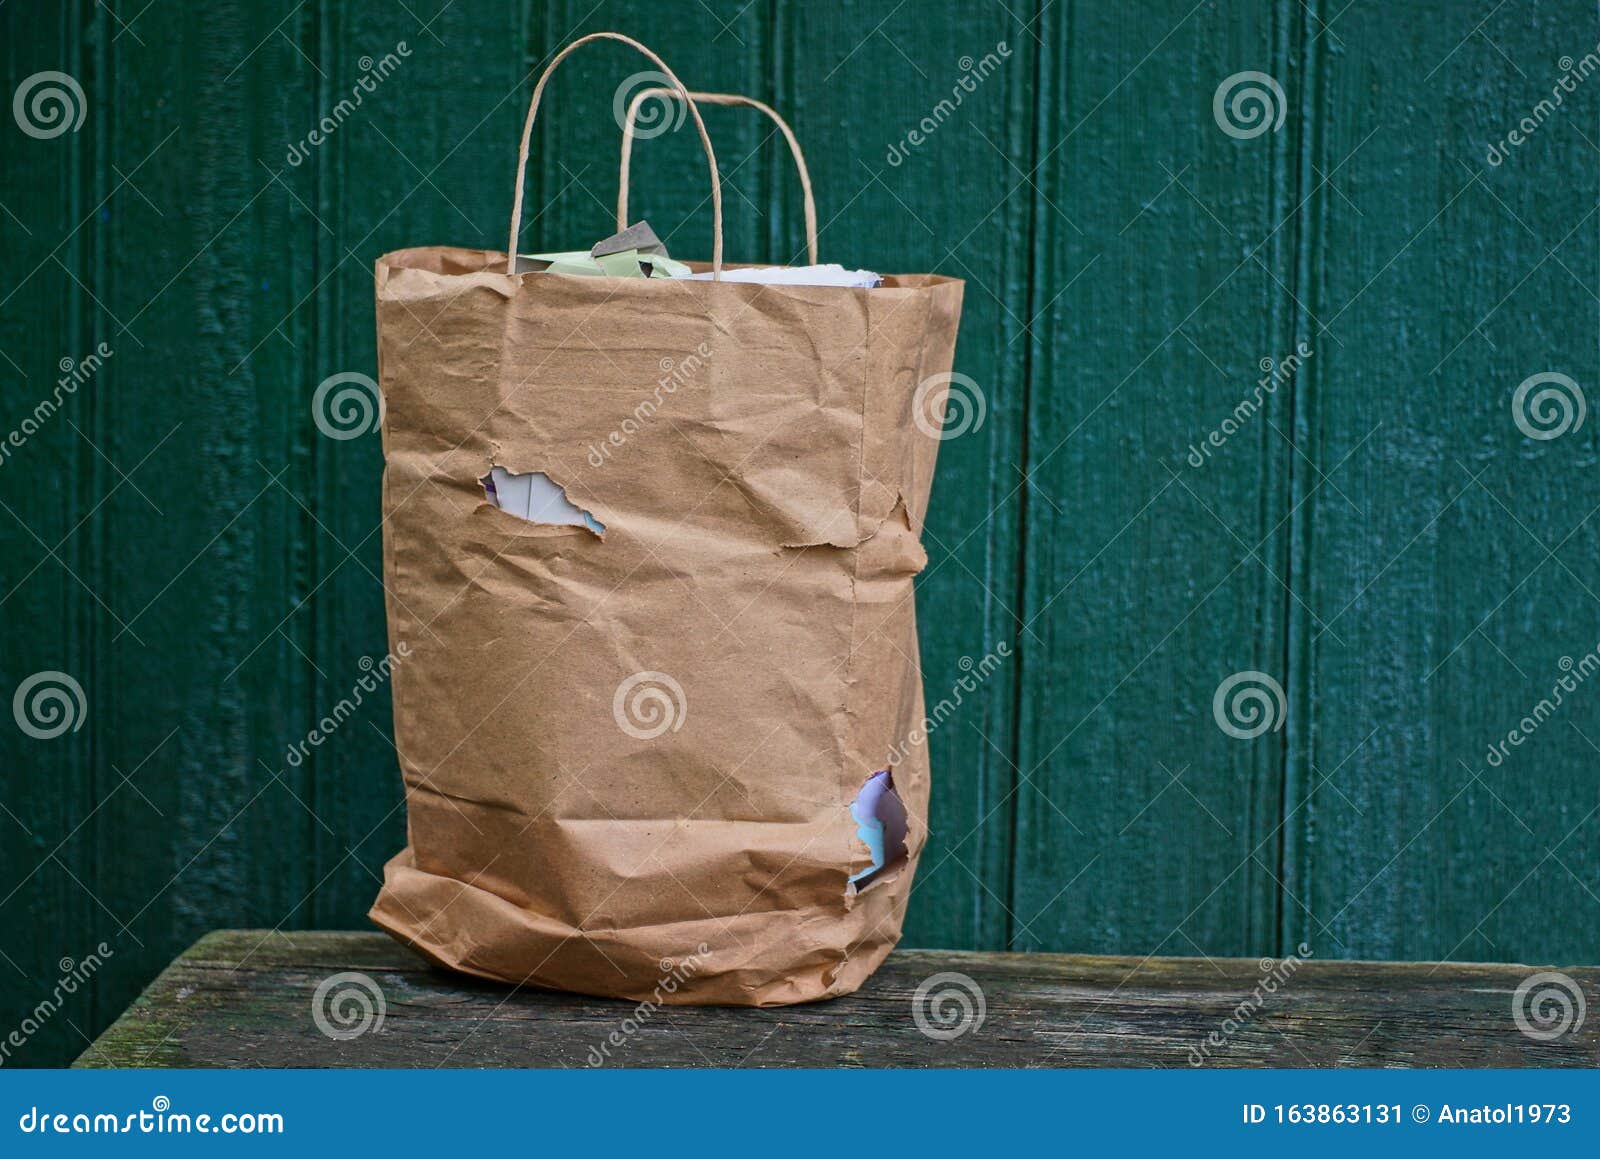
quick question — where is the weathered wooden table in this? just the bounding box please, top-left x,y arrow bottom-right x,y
77,931 -> 1598,1067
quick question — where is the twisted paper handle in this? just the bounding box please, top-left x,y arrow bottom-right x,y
506,32 -> 723,277
618,90 -> 817,265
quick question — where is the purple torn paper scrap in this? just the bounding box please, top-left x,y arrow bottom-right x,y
849,770 -> 908,887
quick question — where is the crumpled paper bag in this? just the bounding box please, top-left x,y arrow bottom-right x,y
367,244 -> 962,1006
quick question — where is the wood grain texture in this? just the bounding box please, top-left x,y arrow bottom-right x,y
1013,1 -> 1295,957
80,0 -> 325,1070
75,930 -> 1600,1068
0,0 -> 97,1071
1,0 -> 1596,1069
1283,0 -> 1600,967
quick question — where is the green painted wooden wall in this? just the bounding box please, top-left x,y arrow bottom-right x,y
2,0 -> 1596,1066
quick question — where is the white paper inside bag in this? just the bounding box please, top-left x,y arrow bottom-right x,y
685,263 -> 882,288
482,467 -> 604,534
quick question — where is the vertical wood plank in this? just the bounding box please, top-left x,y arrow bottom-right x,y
1012,0 -> 1298,957
84,0 -> 321,1052
0,0 -> 97,1067
1287,0 -> 1600,964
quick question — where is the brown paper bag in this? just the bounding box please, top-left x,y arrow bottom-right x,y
369,32 -> 964,1006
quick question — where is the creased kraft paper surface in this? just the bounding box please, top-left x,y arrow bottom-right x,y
369,246 -> 964,1005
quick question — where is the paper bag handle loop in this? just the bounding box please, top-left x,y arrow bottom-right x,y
617,90 -> 818,266
506,32 -> 723,278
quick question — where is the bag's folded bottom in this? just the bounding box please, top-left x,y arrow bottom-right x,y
369,846 -> 907,1006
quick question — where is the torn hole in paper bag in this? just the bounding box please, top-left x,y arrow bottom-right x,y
848,769 -> 909,894
480,466 -> 605,537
